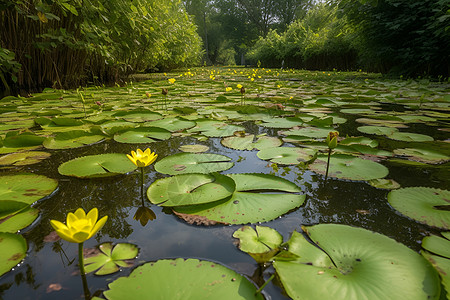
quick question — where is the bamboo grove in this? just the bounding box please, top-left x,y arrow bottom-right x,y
0,0 -> 202,95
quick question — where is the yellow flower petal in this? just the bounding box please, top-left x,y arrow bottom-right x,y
86,208 -> 99,225
74,208 -> 86,219
88,215 -> 108,239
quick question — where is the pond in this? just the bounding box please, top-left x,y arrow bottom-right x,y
0,68 -> 449,299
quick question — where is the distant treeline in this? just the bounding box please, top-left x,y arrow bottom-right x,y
186,0 -> 449,78
0,0 -> 202,95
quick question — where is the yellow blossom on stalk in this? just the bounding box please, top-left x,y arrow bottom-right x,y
251,78 -> 255,82
237,84 -> 243,89
226,87 -> 232,92
168,78 -> 176,84
50,208 -> 108,244
127,148 -> 158,167
326,131 -> 339,149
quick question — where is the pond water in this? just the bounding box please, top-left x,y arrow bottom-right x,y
0,68 -> 449,299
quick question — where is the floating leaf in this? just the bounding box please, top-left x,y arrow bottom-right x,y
393,147 -> 449,164
178,144 -> 209,153
43,131 -> 104,149
113,127 -> 171,144
387,131 -> 434,142
368,178 -> 400,189
148,117 -> 196,132
0,174 -> 57,205
154,153 -> 233,175
308,154 -> 389,180
388,187 -> 450,229
0,232 -> 27,276
174,173 -> 305,225
280,127 -> 332,139
58,154 -> 136,178
357,125 -> 398,136
103,258 -> 263,300
188,119 -> 245,137
257,147 -> 317,165
221,135 -> 282,151
260,117 -> 304,128
274,224 -> 440,300
0,206 -> 39,233
84,242 -> 138,275
0,151 -> 51,166
113,110 -> 163,122
233,226 -> 283,263
147,173 -> 235,206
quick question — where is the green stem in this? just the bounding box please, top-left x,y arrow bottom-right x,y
255,274 -> 275,295
140,167 -> 145,203
325,148 -> 331,179
78,242 -> 85,276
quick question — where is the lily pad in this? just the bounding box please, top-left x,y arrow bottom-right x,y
173,173 -> 305,225
113,110 -> 163,122
280,127 -> 332,139
308,154 -> 389,181
154,153 -> 233,175
113,127 -> 171,144
273,224 -> 441,300
147,173 -> 236,206
103,258 -> 263,300
0,151 -> 51,166
260,117 -> 304,128
148,117 -> 196,132
387,187 -> 450,229
368,178 -> 400,190
84,242 -> 139,275
221,135 -> 282,151
387,131 -> 434,142
0,174 -> 58,205
357,126 -> 399,136
393,148 -> 449,164
179,144 -> 209,153
43,131 -> 105,149
233,226 -> 283,263
58,154 -> 137,178
257,147 -> 317,165
0,232 -> 27,277
0,206 -> 39,233
187,119 -> 245,137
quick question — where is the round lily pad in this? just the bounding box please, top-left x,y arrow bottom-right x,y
58,153 -> 137,178
0,151 -> 51,166
179,144 -> 209,153
84,242 -> 139,275
368,178 -> 400,190
273,224 -> 441,300
421,234 -> 450,298
257,147 -> 317,165
43,131 -> 105,149
154,153 -> 233,175
308,154 -> 389,181
0,206 -> 39,233
0,232 -> 27,276
260,117 -> 304,128
387,132 -> 434,142
114,127 -> 171,144
393,148 -> 449,164
221,135 -> 282,151
173,173 -> 305,225
147,173 -> 236,206
0,174 -> 58,205
388,187 -> 450,229
357,126 -> 398,136
280,127 -> 332,139
188,119 -> 245,137
148,117 -> 196,132
103,258 -> 263,300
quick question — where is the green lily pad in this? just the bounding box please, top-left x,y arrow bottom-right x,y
0,151 -> 51,166
393,148 -> 449,164
113,110 -> 163,122
0,206 -> 39,233
280,127 -> 332,139
179,144 -> 209,153
421,234 -> 450,299
154,153 -> 233,175
233,226 -> 283,263
173,173 -> 305,225
368,178 -> 401,190
221,135 -> 282,151
58,153 -> 137,178
257,147 -> 317,165
357,126 -> 399,136
43,131 -> 105,149
339,136 -> 378,148
0,174 -> 58,205
260,117 -> 304,128
0,232 -> 27,277
273,224 -> 441,300
387,131 -> 434,142
103,258 -> 263,300
1,132 -> 45,148
148,117 -> 196,132
113,127 -> 171,144
187,119 -> 245,137
388,187 -> 450,229
308,154 -> 389,181
84,242 -> 139,275
147,173 -> 236,206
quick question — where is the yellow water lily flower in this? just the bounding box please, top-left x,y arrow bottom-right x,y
50,208 -> 108,244
326,131 -> 339,149
168,78 -> 176,84
226,87 -> 232,92
127,148 -> 158,168
237,84 -> 243,89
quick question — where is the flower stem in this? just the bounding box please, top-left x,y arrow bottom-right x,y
255,274 -> 275,295
325,148 -> 332,180
140,167 -> 145,204
78,242 -> 85,276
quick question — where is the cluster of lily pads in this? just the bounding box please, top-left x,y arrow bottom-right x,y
0,67 -> 449,299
